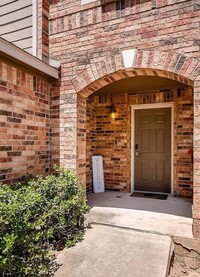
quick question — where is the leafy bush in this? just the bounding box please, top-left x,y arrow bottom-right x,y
0,167 -> 90,276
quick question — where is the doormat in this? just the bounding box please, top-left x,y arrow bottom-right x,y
130,192 -> 168,200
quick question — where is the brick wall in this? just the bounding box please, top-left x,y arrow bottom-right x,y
48,0 -> 199,176
0,57 -> 52,184
86,87 -> 193,196
94,94 -> 131,192
49,0 -> 200,66
48,0 -> 200,235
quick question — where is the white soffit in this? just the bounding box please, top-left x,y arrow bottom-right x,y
81,0 -> 96,5
0,38 -> 59,79
121,49 -> 137,69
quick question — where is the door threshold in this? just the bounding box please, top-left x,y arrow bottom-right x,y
133,190 -> 171,196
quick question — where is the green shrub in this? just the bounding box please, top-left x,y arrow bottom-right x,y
0,167 -> 90,276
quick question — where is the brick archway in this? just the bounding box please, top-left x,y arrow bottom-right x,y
66,49 -> 200,237
72,50 -> 199,97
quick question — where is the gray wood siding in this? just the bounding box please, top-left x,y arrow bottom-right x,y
0,0 -> 33,54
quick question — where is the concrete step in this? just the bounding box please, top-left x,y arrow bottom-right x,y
86,206 -> 193,238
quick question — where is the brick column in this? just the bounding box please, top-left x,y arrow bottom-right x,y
59,89 -> 78,171
50,79 -> 60,168
59,89 -> 87,187
38,0 -> 50,62
193,78 -> 200,238
77,94 -> 87,187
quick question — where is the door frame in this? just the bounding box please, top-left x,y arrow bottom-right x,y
131,103 -> 174,195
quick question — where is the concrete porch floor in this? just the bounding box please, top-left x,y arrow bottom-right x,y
86,191 -> 193,238
54,191 -> 193,277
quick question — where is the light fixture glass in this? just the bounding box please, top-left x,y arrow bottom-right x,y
110,105 -> 117,119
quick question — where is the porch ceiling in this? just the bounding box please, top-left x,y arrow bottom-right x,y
94,76 -> 189,96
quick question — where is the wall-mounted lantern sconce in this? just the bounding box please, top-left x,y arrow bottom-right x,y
106,105 -> 117,119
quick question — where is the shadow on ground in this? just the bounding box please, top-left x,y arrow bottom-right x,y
87,190 -> 192,218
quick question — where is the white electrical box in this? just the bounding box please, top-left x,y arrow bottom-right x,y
92,155 -> 105,193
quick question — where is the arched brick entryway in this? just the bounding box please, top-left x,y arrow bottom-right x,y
72,49 -> 198,96
59,49 -> 200,237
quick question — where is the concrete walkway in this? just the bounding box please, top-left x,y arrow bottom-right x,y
55,225 -> 171,277
55,191 -> 193,277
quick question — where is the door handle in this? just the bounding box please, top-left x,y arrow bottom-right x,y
135,151 -> 139,156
